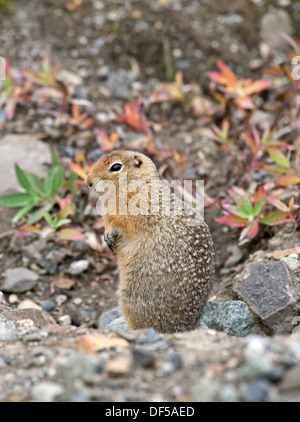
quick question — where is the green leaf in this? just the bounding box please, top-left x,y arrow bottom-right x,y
26,173 -> 45,197
43,165 -> 64,198
42,211 -> 54,226
240,200 -> 254,216
253,194 -> 266,217
267,148 -> 290,168
11,200 -> 36,223
51,155 -> 60,170
15,164 -> 32,192
54,218 -> 71,229
52,166 -> 64,193
260,211 -> 292,226
230,205 -> 252,219
0,192 -> 33,207
43,170 -> 54,198
27,203 -> 54,225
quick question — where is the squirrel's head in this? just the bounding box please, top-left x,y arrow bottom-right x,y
86,150 -> 159,195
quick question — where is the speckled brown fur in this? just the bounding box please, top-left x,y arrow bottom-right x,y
87,150 -> 215,333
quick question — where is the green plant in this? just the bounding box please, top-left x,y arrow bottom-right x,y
0,60 -> 32,121
216,186 -> 298,242
0,156 -> 64,224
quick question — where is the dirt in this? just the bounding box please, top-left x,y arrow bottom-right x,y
0,0 -> 300,402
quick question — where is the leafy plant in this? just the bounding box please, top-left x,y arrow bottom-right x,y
216,186 -> 297,242
161,71 -> 186,102
0,156 -> 64,224
64,103 -> 94,135
207,60 -> 272,110
257,144 -> 300,186
115,95 -> 150,135
210,119 -> 232,152
97,130 -> 119,152
240,125 -> 291,184
23,55 -> 69,111
0,60 -> 32,120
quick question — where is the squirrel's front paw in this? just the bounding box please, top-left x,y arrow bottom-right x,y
104,232 -> 117,252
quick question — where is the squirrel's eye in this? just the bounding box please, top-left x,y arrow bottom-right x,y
109,163 -> 123,172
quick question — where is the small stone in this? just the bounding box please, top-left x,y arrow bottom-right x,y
58,315 -> 72,326
132,347 -> 156,368
98,307 -> 123,329
105,355 -> 132,376
1,268 -> 39,293
222,301 -> 257,337
55,295 -> 68,305
243,379 -> 271,402
279,365 -> 300,392
24,332 -> 46,343
40,252 -> 58,275
280,254 -> 299,271
54,276 -> 76,290
56,69 -> 83,87
224,245 -> 243,267
39,300 -> 55,312
191,378 -> 239,402
17,299 -> 42,311
66,260 -> 89,275
146,328 -> 163,343
76,334 -> 129,355
201,300 -> 258,337
0,356 -> 7,368
31,381 -> 64,402
8,294 -> 18,304
73,297 -> 82,306
21,242 -> 42,262
104,316 -> 130,332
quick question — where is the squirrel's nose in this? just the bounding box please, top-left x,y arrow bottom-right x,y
86,177 -> 93,188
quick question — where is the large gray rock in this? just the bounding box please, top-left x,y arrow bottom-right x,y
0,134 -> 52,195
233,261 -> 297,334
1,267 -> 39,292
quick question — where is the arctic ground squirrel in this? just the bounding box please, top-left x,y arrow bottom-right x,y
86,150 -> 215,333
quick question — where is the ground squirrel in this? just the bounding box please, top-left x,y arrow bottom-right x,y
86,150 -> 215,333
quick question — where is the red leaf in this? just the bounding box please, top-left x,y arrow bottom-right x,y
239,220 -> 259,241
289,195 -> 295,210
215,214 -> 248,228
115,97 -> 150,135
267,196 -> 290,212
206,71 -> 227,84
216,60 -> 237,84
242,79 -> 272,95
236,97 -> 254,110
68,162 -> 88,180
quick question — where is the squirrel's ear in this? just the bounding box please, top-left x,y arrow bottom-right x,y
134,156 -> 142,168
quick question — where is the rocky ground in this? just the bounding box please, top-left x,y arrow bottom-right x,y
0,0 -> 300,402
